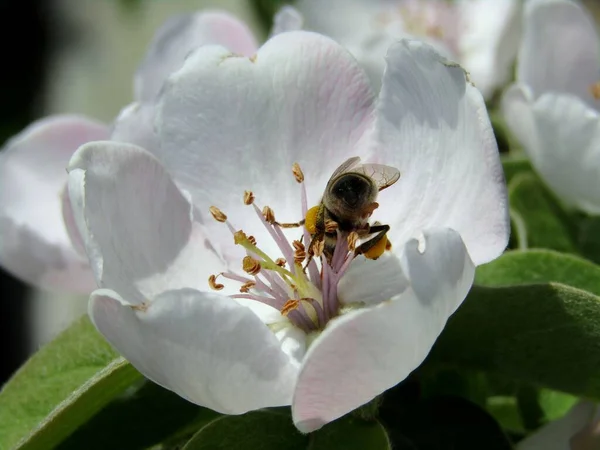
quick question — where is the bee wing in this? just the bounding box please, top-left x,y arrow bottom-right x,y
329,157 -> 362,180
354,164 -> 401,191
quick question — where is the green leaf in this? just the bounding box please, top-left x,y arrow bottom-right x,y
486,396 -> 525,434
501,155 -> 532,184
508,173 -> 576,252
476,249 -> 600,295
578,216 -> 600,264
309,416 -> 391,450
0,316 -> 142,450
57,381 -> 220,450
538,389 -> 578,422
182,408 -> 308,450
430,284 -> 600,400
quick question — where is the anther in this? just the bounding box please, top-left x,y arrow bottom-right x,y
244,191 -> 255,205
293,240 -> 306,264
240,281 -> 256,293
275,258 -> 287,267
347,231 -> 359,251
247,235 -> 257,246
324,219 -> 338,233
262,206 -> 276,224
242,256 -> 261,276
209,206 -> 227,222
208,274 -> 224,291
281,299 -> 300,316
590,81 -> 600,100
234,230 -> 248,245
311,239 -> 325,257
292,162 -> 304,183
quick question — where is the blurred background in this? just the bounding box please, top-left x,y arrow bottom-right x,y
2,0 -> 600,386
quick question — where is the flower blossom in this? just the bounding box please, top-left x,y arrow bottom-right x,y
502,0 -> 600,214
69,30 -> 509,432
0,11 -> 259,293
517,401 -> 600,450
292,0 -> 522,98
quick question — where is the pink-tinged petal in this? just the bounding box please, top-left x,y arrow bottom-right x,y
0,115 -> 108,293
68,141 -> 225,304
528,93 -> 600,214
517,401 -> 598,450
111,102 -> 158,153
292,228 -> 475,432
457,0 -> 522,99
156,31 -> 375,250
374,39 -> 508,266
270,6 -> 304,36
517,0 -> 600,107
501,83 -> 541,161
135,11 -> 258,102
90,288 -> 298,414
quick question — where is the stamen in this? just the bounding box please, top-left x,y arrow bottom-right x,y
292,162 -> 304,183
209,206 -> 227,222
240,281 -> 256,293
310,238 -> 325,258
281,299 -> 300,316
244,190 -> 255,205
242,256 -> 261,276
293,240 -> 306,265
208,274 -> 224,291
347,231 -> 359,252
247,235 -> 257,246
262,206 -> 276,224
275,258 -> 287,267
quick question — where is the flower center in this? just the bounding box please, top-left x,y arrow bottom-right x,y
207,162 -> 390,333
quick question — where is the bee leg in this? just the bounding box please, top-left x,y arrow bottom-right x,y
355,224 -> 390,258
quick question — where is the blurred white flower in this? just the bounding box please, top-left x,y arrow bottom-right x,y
0,11 -> 259,293
502,0 -> 600,214
68,31 -> 508,432
517,401 -> 600,450
292,0 -> 522,98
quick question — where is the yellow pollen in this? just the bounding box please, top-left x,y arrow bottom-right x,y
209,206 -> 227,222
281,299 -> 300,316
292,162 -> 305,183
262,206 -> 276,224
305,205 -> 320,234
364,234 -> 390,260
243,256 -> 261,276
240,281 -> 256,293
590,81 -> 600,100
243,191 -> 255,205
275,258 -> 287,267
234,230 -> 248,245
208,274 -> 224,291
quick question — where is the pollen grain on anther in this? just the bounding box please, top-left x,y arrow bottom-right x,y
262,206 -> 276,224
242,256 -> 261,276
292,162 -> 304,183
208,274 -> 225,291
209,206 -> 227,222
244,191 -> 255,205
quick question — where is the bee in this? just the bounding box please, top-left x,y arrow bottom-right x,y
305,156 -> 401,262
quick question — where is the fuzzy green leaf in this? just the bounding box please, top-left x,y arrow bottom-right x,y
431,284 -> 600,400
0,316 -> 142,450
501,155 -> 533,184
309,416 -> 391,450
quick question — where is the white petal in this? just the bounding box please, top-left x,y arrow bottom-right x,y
270,6 -> 304,36
374,39 -> 509,266
528,93 -> 600,214
292,228 -> 475,432
517,0 -> 600,107
67,141 -> 224,304
156,31 -> 375,252
457,0 -> 522,99
501,84 -> 541,161
134,11 -> 258,102
90,288 -> 298,414
0,115 -> 107,292
337,253 -> 408,307
517,401 -> 598,450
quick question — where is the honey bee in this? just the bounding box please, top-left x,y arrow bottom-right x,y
305,156 -> 401,261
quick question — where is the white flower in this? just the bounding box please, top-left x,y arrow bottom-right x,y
292,0 -> 522,98
502,0 -> 600,214
68,32 -> 508,432
0,11 -> 259,292
517,401 -> 600,450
